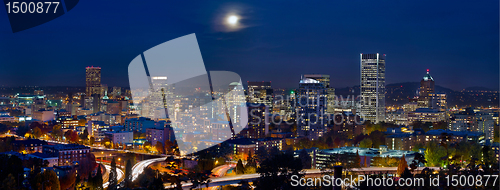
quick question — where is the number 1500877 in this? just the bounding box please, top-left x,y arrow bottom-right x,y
6,2 -> 60,14
445,175 -> 498,187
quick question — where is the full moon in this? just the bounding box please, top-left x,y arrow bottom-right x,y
227,15 -> 239,25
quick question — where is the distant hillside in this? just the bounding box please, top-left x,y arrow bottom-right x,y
0,86 -> 85,95
335,82 -> 498,107
463,86 -> 496,92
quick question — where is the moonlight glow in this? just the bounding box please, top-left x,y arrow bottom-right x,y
227,15 -> 239,25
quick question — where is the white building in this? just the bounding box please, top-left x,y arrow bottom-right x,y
360,53 -> 386,123
32,109 -> 55,122
87,121 -> 110,141
105,131 -> 133,144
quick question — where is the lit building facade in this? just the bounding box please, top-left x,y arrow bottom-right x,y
32,109 -> 55,122
124,117 -> 156,133
85,66 -> 101,97
247,81 -> 273,107
104,131 -> 133,144
385,129 -> 484,151
240,103 -> 269,139
297,75 -> 329,140
145,122 -> 175,146
418,70 -> 435,108
407,108 -> 446,123
429,93 -> 447,112
43,144 -> 91,166
360,53 -> 386,123
301,75 -> 335,114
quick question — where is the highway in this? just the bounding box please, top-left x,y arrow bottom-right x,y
103,164 -> 125,188
211,164 -> 235,177
207,164 -> 235,190
131,157 -> 168,181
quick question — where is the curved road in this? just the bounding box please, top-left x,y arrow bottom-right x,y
208,164 -> 235,190
102,164 -> 125,188
211,164 -> 235,177
131,157 -> 168,181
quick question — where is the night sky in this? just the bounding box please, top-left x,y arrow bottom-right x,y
0,0 -> 498,90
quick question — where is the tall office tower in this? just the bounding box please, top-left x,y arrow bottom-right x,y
85,66 -> 101,97
247,81 -> 273,109
418,69 -> 435,107
301,74 -> 336,114
297,75 -> 328,140
225,82 -> 246,126
360,53 -> 386,123
147,76 -> 174,120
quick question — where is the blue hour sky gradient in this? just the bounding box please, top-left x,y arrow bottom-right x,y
0,0 -> 497,90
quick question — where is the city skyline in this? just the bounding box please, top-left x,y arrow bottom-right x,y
0,0 -> 498,90
0,1 -> 498,190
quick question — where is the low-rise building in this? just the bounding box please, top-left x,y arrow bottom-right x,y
42,144 -> 90,166
145,124 -> 175,146
386,111 -> 408,126
32,109 -> 55,122
385,129 -> 484,151
226,138 -> 256,155
407,108 -> 445,123
27,152 -> 58,167
57,116 -> 80,129
0,111 -> 15,122
255,137 -> 283,152
315,147 -> 418,169
124,117 -> 156,133
210,121 -> 232,141
87,121 -> 110,141
226,137 -> 284,156
12,139 -> 47,153
104,131 -> 133,145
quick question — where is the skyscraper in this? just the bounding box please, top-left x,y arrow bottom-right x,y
418,69 -> 435,108
145,76 -> 174,120
247,81 -> 273,109
297,74 -> 329,140
360,53 -> 386,123
301,74 -> 336,114
86,66 -> 101,97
